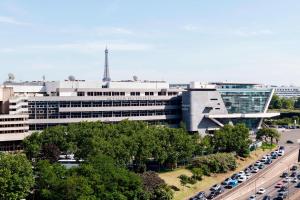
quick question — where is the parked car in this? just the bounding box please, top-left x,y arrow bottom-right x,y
290,172 -> 297,177
238,176 -> 247,182
258,163 -> 265,169
227,179 -> 238,189
257,188 -> 266,194
292,177 -> 298,183
281,172 -> 289,178
231,173 -> 239,180
296,182 -> 300,188
262,195 -> 271,200
265,159 -> 272,164
283,177 -> 292,183
275,182 -> 284,188
196,191 -> 207,199
278,191 -> 288,199
248,195 -> 256,200
222,178 -> 232,185
207,191 -> 217,199
252,167 -> 259,173
210,184 -> 221,191
279,146 -> 285,150
291,165 -> 298,171
278,186 -> 288,192
246,172 -> 252,179
278,150 -> 285,156
287,140 -> 294,144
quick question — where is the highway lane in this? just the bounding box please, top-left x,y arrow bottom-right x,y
215,144 -> 299,200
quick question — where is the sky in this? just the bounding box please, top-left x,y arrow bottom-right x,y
1,0 -> 300,85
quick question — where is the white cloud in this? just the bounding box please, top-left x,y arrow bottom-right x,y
0,16 -> 31,26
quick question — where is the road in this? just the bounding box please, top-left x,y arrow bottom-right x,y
215,129 -> 300,200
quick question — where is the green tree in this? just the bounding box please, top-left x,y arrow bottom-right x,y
256,128 -> 281,145
213,124 -> 251,157
281,98 -> 294,110
269,94 -> 282,109
0,153 -> 34,200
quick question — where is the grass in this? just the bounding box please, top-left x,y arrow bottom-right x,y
261,142 -> 277,150
159,148 -> 276,200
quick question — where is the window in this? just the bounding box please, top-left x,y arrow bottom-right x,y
145,92 -> 154,96
77,92 -> 85,96
87,92 -> 94,96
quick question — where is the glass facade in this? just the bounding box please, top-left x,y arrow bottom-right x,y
218,89 -> 272,114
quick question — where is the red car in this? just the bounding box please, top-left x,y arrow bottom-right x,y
275,182 -> 283,188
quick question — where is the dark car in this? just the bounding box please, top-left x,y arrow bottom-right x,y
262,196 -> 271,200
196,191 -> 206,199
215,187 -> 224,195
265,159 -> 272,164
272,154 -> 278,159
281,172 -> 289,178
207,191 -> 217,199
278,186 -> 288,192
279,146 -> 285,150
287,140 -> 294,144
231,173 -> 239,180
258,163 -> 265,169
291,165 -> 298,171
296,182 -> 300,188
290,172 -> 297,177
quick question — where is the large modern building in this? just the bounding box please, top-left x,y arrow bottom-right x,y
182,82 -> 279,133
0,49 -> 280,150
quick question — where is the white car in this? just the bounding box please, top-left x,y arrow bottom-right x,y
248,195 -> 256,200
238,176 -> 247,182
257,188 -> 266,194
292,177 -> 298,183
246,173 -> 252,179
261,156 -> 267,162
283,177 -> 292,183
252,167 -> 259,173
238,171 -> 246,176
278,150 -> 285,156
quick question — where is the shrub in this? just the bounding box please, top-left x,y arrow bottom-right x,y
191,153 -> 237,174
191,168 -> 203,181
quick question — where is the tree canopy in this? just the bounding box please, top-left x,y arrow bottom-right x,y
0,153 -> 34,200
256,128 -> 281,145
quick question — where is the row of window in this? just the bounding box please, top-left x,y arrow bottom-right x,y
30,109 -> 181,119
79,91 -> 179,97
0,124 -> 27,128
0,130 -> 28,134
28,100 -> 181,108
0,118 -> 27,122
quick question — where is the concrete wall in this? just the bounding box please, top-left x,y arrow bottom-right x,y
182,89 -> 228,134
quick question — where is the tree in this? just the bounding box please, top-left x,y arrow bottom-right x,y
256,128 -> 281,145
281,98 -> 294,110
269,94 -> 282,109
212,124 -> 251,157
40,143 -> 61,163
0,153 -> 34,200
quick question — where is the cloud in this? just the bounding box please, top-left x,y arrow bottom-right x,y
0,16 -> 31,26
0,41 -> 154,53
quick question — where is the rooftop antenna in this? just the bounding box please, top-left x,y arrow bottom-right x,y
8,73 -> 15,82
102,47 -> 111,82
42,75 -> 46,82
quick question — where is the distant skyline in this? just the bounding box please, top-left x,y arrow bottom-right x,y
1,0 -> 300,85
